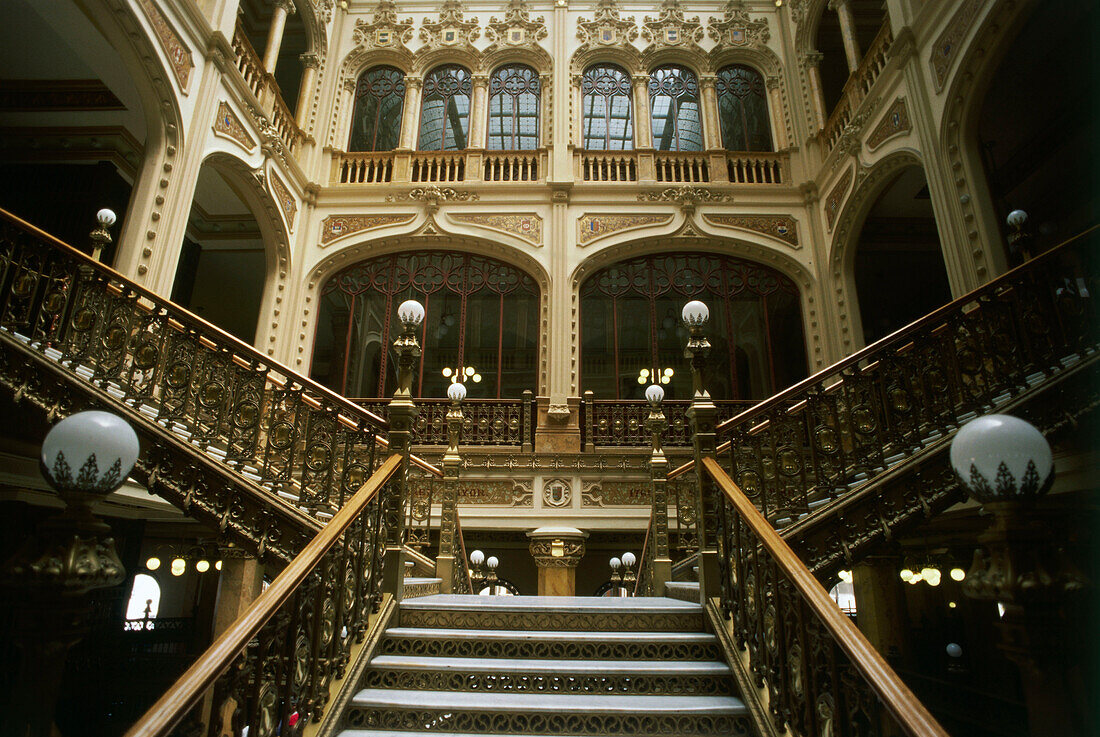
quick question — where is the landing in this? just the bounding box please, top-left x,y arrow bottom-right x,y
402,595 -> 700,610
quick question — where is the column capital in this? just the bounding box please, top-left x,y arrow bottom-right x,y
632,74 -> 650,87
299,52 -> 321,69
698,74 -> 717,89
406,76 -> 424,90
472,72 -> 490,87
274,0 -> 297,15
827,0 -> 849,10
527,527 -> 587,568
800,50 -> 824,69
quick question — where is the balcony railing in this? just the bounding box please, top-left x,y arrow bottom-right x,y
726,152 -> 787,184
822,22 -> 895,153
655,152 -> 710,183
411,151 -> 466,182
578,151 -> 638,182
335,152 -> 395,183
230,22 -> 304,156
354,393 -> 536,447
580,397 -> 758,448
483,150 -> 543,182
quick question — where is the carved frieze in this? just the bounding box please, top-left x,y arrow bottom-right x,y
706,0 -> 769,50
136,0 -> 193,91
213,101 -> 256,151
576,0 -> 638,51
638,186 -> 733,213
456,479 -> 533,506
703,214 -> 799,247
320,214 -> 416,245
268,172 -> 297,232
420,0 -> 480,50
825,167 -> 853,230
577,214 -> 673,246
387,186 -> 480,205
582,480 -> 650,507
351,0 -> 415,49
484,0 -> 548,51
448,213 -> 543,245
866,98 -> 911,151
930,0 -> 983,91
641,0 -> 704,50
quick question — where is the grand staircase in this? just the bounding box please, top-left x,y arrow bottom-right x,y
335,595 -> 750,737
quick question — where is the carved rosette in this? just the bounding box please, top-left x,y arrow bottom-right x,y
576,0 -> 638,51
420,0 -> 481,50
528,527 -> 588,569
706,0 -> 770,50
484,0 -> 548,51
641,0 -> 704,50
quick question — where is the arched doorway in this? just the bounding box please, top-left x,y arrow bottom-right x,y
853,165 -> 951,345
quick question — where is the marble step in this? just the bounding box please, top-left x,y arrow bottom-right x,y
398,595 -> 703,632
379,628 -> 722,662
362,655 -> 734,695
344,689 -> 750,736
663,581 -> 700,603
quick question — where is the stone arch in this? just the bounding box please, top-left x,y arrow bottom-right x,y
340,46 -> 417,87
483,46 -> 553,77
640,46 -> 710,76
793,0 -> 830,58
306,231 -> 552,393
570,46 -> 644,76
413,48 -> 482,77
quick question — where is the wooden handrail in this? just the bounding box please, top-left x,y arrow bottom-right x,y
701,456 -> 950,737
0,207 -> 389,431
124,453 -> 403,737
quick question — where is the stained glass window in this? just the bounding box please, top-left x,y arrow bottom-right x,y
581,64 -> 634,150
716,64 -> 773,151
488,64 -> 541,150
312,252 -> 540,399
649,65 -> 703,151
348,66 -> 406,152
418,65 -> 472,150
580,253 -> 806,400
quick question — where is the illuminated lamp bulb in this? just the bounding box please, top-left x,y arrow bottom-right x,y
215,560 -> 223,571
950,568 -> 966,582
899,568 -> 914,582
146,557 -> 161,571
196,560 -> 210,573
908,572 -> 923,585
170,558 -> 186,576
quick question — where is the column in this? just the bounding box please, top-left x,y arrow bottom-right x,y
399,77 -> 423,150
294,52 -> 320,128
802,51 -> 827,131
829,0 -> 862,73
435,393 -> 463,593
469,73 -> 489,149
851,558 -> 910,662
699,75 -> 720,150
550,0 -> 572,181
262,0 -> 296,74
632,74 -> 653,148
766,75 -> 788,149
528,527 -> 588,596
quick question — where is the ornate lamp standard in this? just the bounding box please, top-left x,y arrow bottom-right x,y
950,414 -> 1089,735
1,411 -> 139,737
682,300 -> 719,600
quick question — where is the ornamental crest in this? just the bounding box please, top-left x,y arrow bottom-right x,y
485,0 -> 548,51
351,0 -> 414,48
320,214 -> 416,245
449,213 -> 543,246
420,0 -> 480,50
641,0 -> 703,50
577,213 -> 673,245
707,0 -> 770,49
576,0 -> 637,51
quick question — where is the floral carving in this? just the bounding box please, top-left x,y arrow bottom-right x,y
641,0 -> 704,50
388,186 -> 480,207
704,214 -> 799,247
577,214 -> 673,245
638,186 -> 733,213
320,214 -> 416,245
269,173 -> 297,232
825,167 -> 853,230
420,0 -> 480,50
582,480 -> 650,507
448,213 -> 543,245
484,0 -> 548,51
136,0 -> 193,90
351,0 -> 415,49
866,98 -> 911,151
930,0 -> 983,91
576,0 -> 638,51
213,101 -> 255,151
458,479 -> 533,506
707,0 -> 770,49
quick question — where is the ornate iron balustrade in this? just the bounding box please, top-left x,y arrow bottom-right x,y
0,208 -> 394,526
355,395 -> 534,447
581,398 -> 756,448
451,512 -> 474,594
126,454 -> 402,737
713,229 -> 1099,529
702,457 -> 948,737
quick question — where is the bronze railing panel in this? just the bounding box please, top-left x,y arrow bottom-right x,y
356,396 -> 531,446
581,398 -> 756,447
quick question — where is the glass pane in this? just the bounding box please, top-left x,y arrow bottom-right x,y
716,65 -> 773,152
649,65 -> 702,152
488,64 -> 541,150
348,66 -> 406,152
419,65 -> 472,151
582,64 -> 634,150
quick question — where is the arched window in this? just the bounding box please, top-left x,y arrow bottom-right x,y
312,252 -> 540,399
125,573 -> 161,621
348,66 -> 406,151
418,64 -> 472,150
488,64 -> 541,150
581,64 -> 633,150
580,253 -> 806,400
716,64 -> 773,151
649,65 -> 703,151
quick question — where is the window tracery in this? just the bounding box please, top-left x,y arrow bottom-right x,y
348,65 -> 406,151
488,64 -> 541,150
418,64 -> 472,150
582,63 -> 634,150
716,64 -> 773,151
649,64 -> 703,151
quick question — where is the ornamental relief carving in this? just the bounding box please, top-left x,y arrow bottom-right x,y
703,214 -> 799,247
213,101 -> 256,151
351,0 -> 415,49
484,0 -> 548,52
641,0 -> 704,51
930,0 -> 983,91
825,166 -> 853,231
528,539 -> 586,568
420,0 -> 481,51
268,172 -> 297,232
582,480 -> 650,507
319,214 -> 416,245
447,213 -> 543,246
576,0 -> 638,52
542,477 -> 572,508
707,0 -> 769,50
577,213 -> 674,246
866,97 -> 911,151
136,0 -> 193,91
457,479 -> 533,506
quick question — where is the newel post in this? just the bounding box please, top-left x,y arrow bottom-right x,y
436,382 -> 465,593
645,383 -> 672,596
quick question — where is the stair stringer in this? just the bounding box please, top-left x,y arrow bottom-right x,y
0,329 -> 322,563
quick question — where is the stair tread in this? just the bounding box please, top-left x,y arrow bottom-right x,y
368,655 -> 731,675
350,688 -> 747,713
400,594 -> 699,613
384,628 -> 718,643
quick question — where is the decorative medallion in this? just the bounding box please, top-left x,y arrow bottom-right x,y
576,0 -> 638,51
582,481 -> 649,507
930,0 -> 983,91
543,478 -> 573,508
825,167 -> 853,230
577,213 -> 673,246
137,0 -> 193,91
213,101 -> 256,151
638,186 -> 733,212
707,0 -> 770,49
351,0 -> 415,48
449,213 -> 543,246
268,173 -> 296,232
320,214 -> 416,245
704,214 -> 799,247
387,186 -> 480,204
458,479 -> 533,506
866,98 -> 911,151
420,0 -> 480,50
641,0 -> 704,49
485,0 -> 548,50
